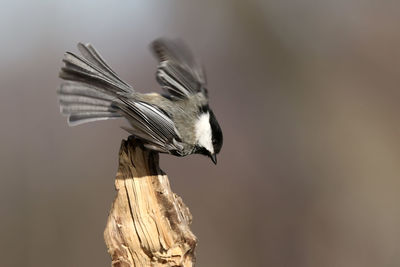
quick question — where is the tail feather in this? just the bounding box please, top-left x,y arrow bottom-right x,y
59,94 -> 113,107
58,43 -> 133,126
60,52 -> 130,94
77,43 -> 131,89
59,81 -> 114,99
68,112 -> 121,126
60,104 -> 114,115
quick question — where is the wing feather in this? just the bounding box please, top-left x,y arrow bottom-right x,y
113,98 -> 184,153
151,38 -> 207,98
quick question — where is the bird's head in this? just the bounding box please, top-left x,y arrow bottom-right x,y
194,107 -> 223,164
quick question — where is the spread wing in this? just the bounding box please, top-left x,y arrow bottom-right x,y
113,98 -> 184,154
151,38 -> 208,98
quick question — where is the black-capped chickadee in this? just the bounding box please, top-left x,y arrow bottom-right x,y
58,39 -> 223,164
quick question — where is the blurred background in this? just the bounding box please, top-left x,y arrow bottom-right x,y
1,1 -> 400,266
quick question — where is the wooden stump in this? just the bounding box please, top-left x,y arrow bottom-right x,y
104,137 -> 197,267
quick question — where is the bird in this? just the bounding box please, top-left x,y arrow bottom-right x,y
57,38 -> 223,164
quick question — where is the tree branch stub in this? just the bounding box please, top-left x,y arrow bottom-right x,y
104,137 -> 197,267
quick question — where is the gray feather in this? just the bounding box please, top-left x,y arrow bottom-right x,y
151,38 -> 207,98
60,104 -> 114,115
58,43 -> 134,127
59,81 -> 115,101
114,97 -> 183,152
77,43 -> 132,89
61,53 -> 128,93
68,112 -> 120,126
121,126 -> 168,152
58,94 -> 112,107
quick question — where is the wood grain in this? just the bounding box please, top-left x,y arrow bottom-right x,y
104,137 -> 197,267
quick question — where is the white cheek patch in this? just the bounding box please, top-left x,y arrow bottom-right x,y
195,112 -> 214,154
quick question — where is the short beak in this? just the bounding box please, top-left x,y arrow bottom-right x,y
210,154 -> 217,165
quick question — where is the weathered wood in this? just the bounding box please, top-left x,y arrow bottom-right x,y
104,137 -> 197,267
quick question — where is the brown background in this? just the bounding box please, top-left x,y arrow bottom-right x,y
1,1 -> 400,266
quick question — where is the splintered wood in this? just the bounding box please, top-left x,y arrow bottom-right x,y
104,138 -> 197,267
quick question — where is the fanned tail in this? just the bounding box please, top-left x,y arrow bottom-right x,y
58,43 -> 134,126
58,81 -> 122,126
